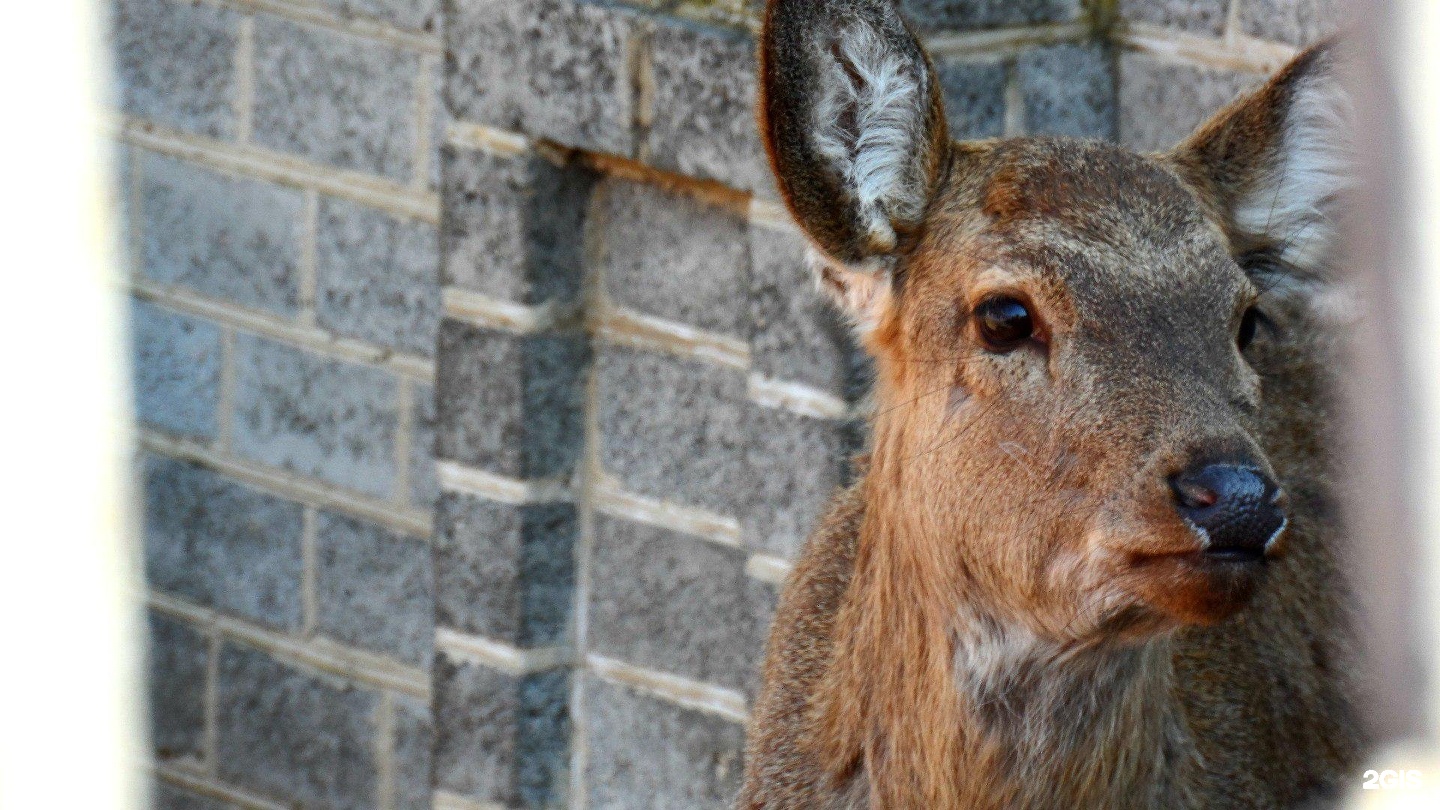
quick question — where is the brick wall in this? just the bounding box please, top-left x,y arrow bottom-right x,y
120,1 -> 1344,808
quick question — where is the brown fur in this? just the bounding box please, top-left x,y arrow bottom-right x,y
741,3 -> 1363,808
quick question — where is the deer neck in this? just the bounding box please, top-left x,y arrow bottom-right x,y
817,457 -> 1198,808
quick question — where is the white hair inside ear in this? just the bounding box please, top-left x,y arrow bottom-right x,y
1233,69 -> 1354,275
809,247 -> 895,337
810,22 -> 930,255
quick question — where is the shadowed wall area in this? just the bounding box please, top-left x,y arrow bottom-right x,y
118,0 -> 1345,807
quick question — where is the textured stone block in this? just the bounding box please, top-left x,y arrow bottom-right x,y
738,405 -> 853,559
216,643 -> 379,809
1017,43 -> 1116,139
596,347 -> 746,514
113,0 -> 237,137
154,781 -> 235,810
747,227 -> 855,397
320,0 -> 441,32
434,494 -> 576,646
131,301 -> 221,440
441,147 -> 595,303
253,15 -> 418,180
139,152 -> 303,314
433,656 -> 569,807
1117,52 -> 1259,151
143,455 -> 304,630
394,697 -> 434,810
410,382 -> 439,508
447,0 -> 637,155
435,321 -> 589,479
935,58 -> 1008,139
316,512 -> 434,666
597,180 -> 749,337
583,675 -> 745,809
232,335 -> 400,498
645,24 -> 771,194
588,515 -> 773,692
147,612 -> 207,761
316,196 -> 440,357
901,0 -> 1084,31
625,0 -> 763,30
1119,0 -> 1229,35
1238,0 -> 1344,46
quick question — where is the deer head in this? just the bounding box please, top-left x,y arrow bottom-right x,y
760,0 -> 1351,642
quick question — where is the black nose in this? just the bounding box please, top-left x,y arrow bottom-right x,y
1170,464 -> 1286,560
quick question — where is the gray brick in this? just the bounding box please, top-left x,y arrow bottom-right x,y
253,16 -> 418,180
435,495 -> 576,646
143,455 -> 304,630
394,697 -> 433,810
216,643 -> 378,809
747,227 -> 855,397
410,382 -> 439,508
442,147 -> 595,303
154,781 -> 236,810
1117,52 -> 1260,151
645,24 -> 771,194
316,197 -> 440,357
113,0 -> 237,137
738,406 -> 853,559
588,516 -> 772,692
232,335 -> 400,497
447,0 -> 637,155
596,347 -> 746,514
1017,43 -> 1116,139
435,321 -> 589,479
433,656 -> 569,807
316,512 -> 434,666
1119,0 -> 1230,36
583,675 -> 745,810
623,0 -> 763,30
1237,0 -> 1344,46
319,0 -> 441,32
139,152 -> 303,314
597,180 -> 748,337
147,613 -> 207,762
935,58 -> 1008,140
131,301 -> 221,440
901,0 -> 1084,31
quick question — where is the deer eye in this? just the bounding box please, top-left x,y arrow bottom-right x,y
1237,306 -> 1262,351
974,296 -> 1034,352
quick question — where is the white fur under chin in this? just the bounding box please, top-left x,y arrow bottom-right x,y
1233,70 -> 1354,275
811,23 -> 928,253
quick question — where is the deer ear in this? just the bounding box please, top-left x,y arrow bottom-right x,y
1169,43 -> 1353,278
760,0 -> 949,270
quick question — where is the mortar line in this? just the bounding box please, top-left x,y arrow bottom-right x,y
585,653 -> 749,725
220,0 -> 443,54
923,21 -> 1093,59
432,790 -> 510,810
216,326 -> 238,454
1115,24 -> 1293,74
118,119 -> 441,224
434,628 -> 570,676
301,506 -> 319,637
393,376 -> 415,505
153,763 -> 290,810
596,306 -> 751,370
1002,59 -> 1026,137
1224,0 -> 1243,46
411,53 -> 437,192
125,140 -> 143,275
150,590 -> 433,699
445,121 -> 531,157
299,189 -> 320,326
203,627 -> 221,776
234,15 -> 256,143
442,287 -> 585,335
131,278 -> 437,382
375,691 -> 397,810
141,429 -> 434,538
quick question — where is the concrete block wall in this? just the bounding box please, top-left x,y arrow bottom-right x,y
116,0 -> 441,808
120,0 -> 1344,808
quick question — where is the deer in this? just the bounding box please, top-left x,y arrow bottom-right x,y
740,1 -> 1364,808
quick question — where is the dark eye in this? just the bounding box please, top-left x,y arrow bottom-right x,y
974,296 -> 1034,352
1237,306 -> 1262,351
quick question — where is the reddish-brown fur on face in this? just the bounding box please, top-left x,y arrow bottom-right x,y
742,3 -> 1362,807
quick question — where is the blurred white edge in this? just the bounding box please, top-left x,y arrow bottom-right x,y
0,2 -> 146,810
